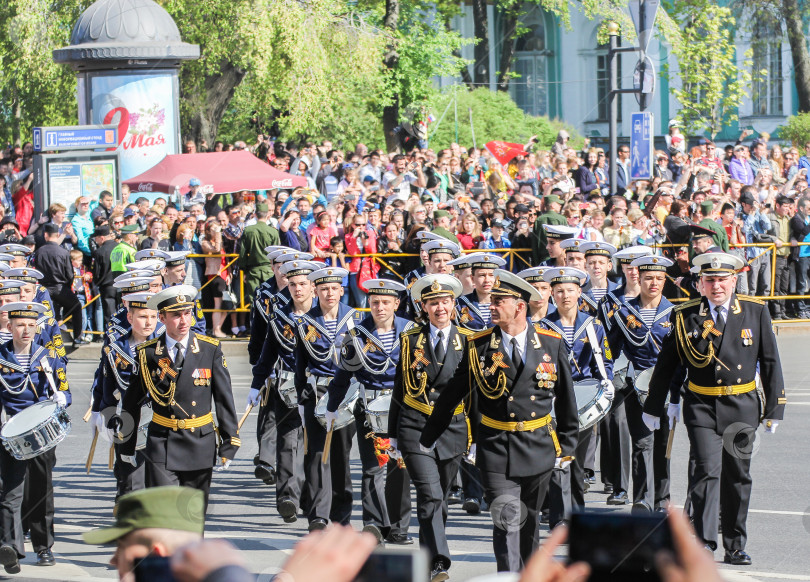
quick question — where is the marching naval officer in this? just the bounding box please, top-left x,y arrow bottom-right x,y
643,252 -> 785,566
420,270 -> 578,572
119,285 -> 240,510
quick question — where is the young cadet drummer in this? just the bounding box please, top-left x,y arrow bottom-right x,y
517,267 -> 555,321
421,270 -> 578,573
119,285 -> 240,509
599,245 -> 652,330
4,268 -> 67,362
607,256 -> 685,513
447,255 -> 474,295
293,267 -> 362,531
539,267 -> 614,528
579,242 -> 620,315
643,252 -> 785,566
251,258 -> 320,522
401,231 -> 441,318
405,240 -> 460,321
325,279 -> 415,543
455,253 -> 507,331
160,251 -> 206,336
246,246 -> 292,366
0,302 -> 70,572
389,274 -> 472,582
540,225 -> 578,268
93,292 -> 157,501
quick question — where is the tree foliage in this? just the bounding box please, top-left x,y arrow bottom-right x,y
779,112 -> 810,146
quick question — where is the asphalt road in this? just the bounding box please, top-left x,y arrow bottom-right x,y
5,335 -> 810,581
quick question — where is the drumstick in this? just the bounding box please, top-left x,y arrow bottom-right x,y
322,420 -> 335,465
303,427 -> 308,455
665,422 -> 676,459
83,406 -> 92,423
86,429 -> 99,474
238,404 -> 253,432
108,444 -> 114,469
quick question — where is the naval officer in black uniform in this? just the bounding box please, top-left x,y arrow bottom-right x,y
643,252 -> 786,566
119,285 -> 240,510
420,270 -> 579,572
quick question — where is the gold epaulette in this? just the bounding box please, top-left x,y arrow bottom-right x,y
675,298 -> 701,311
738,295 -> 765,305
469,328 -> 493,341
593,319 -> 603,326
196,334 -> 220,346
536,326 -> 561,338
403,326 -> 422,336
137,337 -> 159,351
457,327 -> 476,337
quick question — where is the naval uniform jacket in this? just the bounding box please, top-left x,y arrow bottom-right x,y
251,294 -> 310,391
120,333 -> 240,471
389,324 -> 471,459
93,332 -> 138,413
420,324 -> 579,478
247,280 -> 282,365
327,315 -> 415,414
539,311 -> 613,383
456,292 -> 492,331
0,341 -> 71,416
580,279 -> 620,316
401,267 -> 426,320
644,295 -> 785,431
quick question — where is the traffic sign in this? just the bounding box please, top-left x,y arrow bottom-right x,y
629,0 -> 660,53
633,56 -> 656,106
630,111 -> 654,181
32,125 -> 118,152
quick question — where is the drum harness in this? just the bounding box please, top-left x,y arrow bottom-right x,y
0,347 -> 48,397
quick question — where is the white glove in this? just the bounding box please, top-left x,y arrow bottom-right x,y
642,412 -> 660,431
387,438 -> 402,460
52,391 -> 67,407
120,454 -> 137,467
324,409 -> 339,431
215,458 -> 232,472
667,403 -> 680,429
601,379 -> 615,402
247,388 -> 261,407
93,411 -> 114,443
762,419 -> 779,433
298,405 -> 306,425
419,442 -> 435,454
464,443 -> 477,465
90,411 -> 103,435
554,457 -> 573,470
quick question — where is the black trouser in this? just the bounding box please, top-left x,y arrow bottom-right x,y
352,401 -> 389,527
273,388 -> 304,513
385,460 -> 412,537
584,424 -> 598,476
402,450 -> 461,570
461,461 -> 485,501
686,422 -> 754,552
771,256 -> 790,318
1,447 -> 55,557
624,392 -> 655,508
302,399 -> 354,525
46,284 -> 82,342
482,469 -> 552,572
256,384 -> 277,468
548,428 -> 592,526
113,443 -> 146,500
653,418 -> 672,510
146,461 -> 213,514
99,286 -> 118,326
603,388 -> 631,493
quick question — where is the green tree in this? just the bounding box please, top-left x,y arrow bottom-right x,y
667,0 -> 753,138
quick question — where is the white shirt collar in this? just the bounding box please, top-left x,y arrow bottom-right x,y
429,323 -> 452,346
500,324 -> 529,362
707,296 -> 732,321
165,333 -> 190,359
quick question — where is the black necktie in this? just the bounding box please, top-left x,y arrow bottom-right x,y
435,331 -> 445,363
714,306 -> 726,334
175,344 -> 185,370
511,338 -> 523,375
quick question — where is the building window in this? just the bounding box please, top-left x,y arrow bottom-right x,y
510,13 -> 548,117
595,39 -> 621,122
752,21 -> 783,116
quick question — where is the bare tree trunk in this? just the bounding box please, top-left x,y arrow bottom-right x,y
471,0 -> 489,88
496,13 -> 519,92
446,19 -> 473,88
382,0 -> 401,152
12,85 -> 20,147
183,59 -> 245,147
782,0 -> 810,112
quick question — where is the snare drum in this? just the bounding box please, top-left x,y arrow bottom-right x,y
276,371 -> 298,408
136,405 -> 153,451
633,367 -> 669,406
1,401 -> 71,460
612,353 -> 629,391
315,382 -> 359,429
365,392 -> 392,434
573,379 -> 612,430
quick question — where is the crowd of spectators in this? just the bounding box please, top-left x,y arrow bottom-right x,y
2,124 -> 810,340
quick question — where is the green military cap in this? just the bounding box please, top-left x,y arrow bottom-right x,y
83,486 -> 204,545
256,202 -> 269,212
120,224 -> 140,234
433,209 -> 450,219
544,194 -> 563,205
700,200 -> 714,215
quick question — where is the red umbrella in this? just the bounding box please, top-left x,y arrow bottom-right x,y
123,151 -> 307,195
484,141 -> 528,166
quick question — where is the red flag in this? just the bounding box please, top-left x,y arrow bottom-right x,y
484,141 -> 528,166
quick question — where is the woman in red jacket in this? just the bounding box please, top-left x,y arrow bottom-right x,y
11,177 -> 33,235
344,213 -> 378,307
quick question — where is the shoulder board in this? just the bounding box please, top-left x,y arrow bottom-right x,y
403,326 -> 422,336
470,328 -> 494,341
196,334 -> 220,346
457,327 -> 476,337
675,298 -> 701,312
592,319 -> 603,326
738,296 -> 765,305
536,326 -> 561,338
137,337 -> 159,350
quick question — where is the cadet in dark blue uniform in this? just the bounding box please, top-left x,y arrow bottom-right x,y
326,279 -> 415,542
0,244 -> 32,270
606,255 -> 684,511
643,252 -> 785,565
518,267 -> 555,322
404,238 -> 460,322
294,267 -> 362,531
579,242 -> 620,315
0,302 -> 71,572
251,258 -> 320,522
246,247 -> 292,365
447,255 -> 474,296
540,267 -> 614,528
400,231 -> 440,319
160,251 -> 206,336
92,292 -> 157,501
539,225 -> 578,268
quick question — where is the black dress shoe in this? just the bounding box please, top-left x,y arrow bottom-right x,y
254,463 -> 276,484
724,549 -> 752,566
606,491 -> 628,505
308,518 -> 328,532
462,497 -> 481,515
604,484 -> 614,494
386,533 -> 414,545
253,455 -> 261,466
430,565 -> 449,582
631,502 -> 652,514
0,545 -> 20,574
278,498 -> 298,523
362,524 -> 384,544
37,549 -> 55,566
447,487 -> 463,505
588,475 -> 596,484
